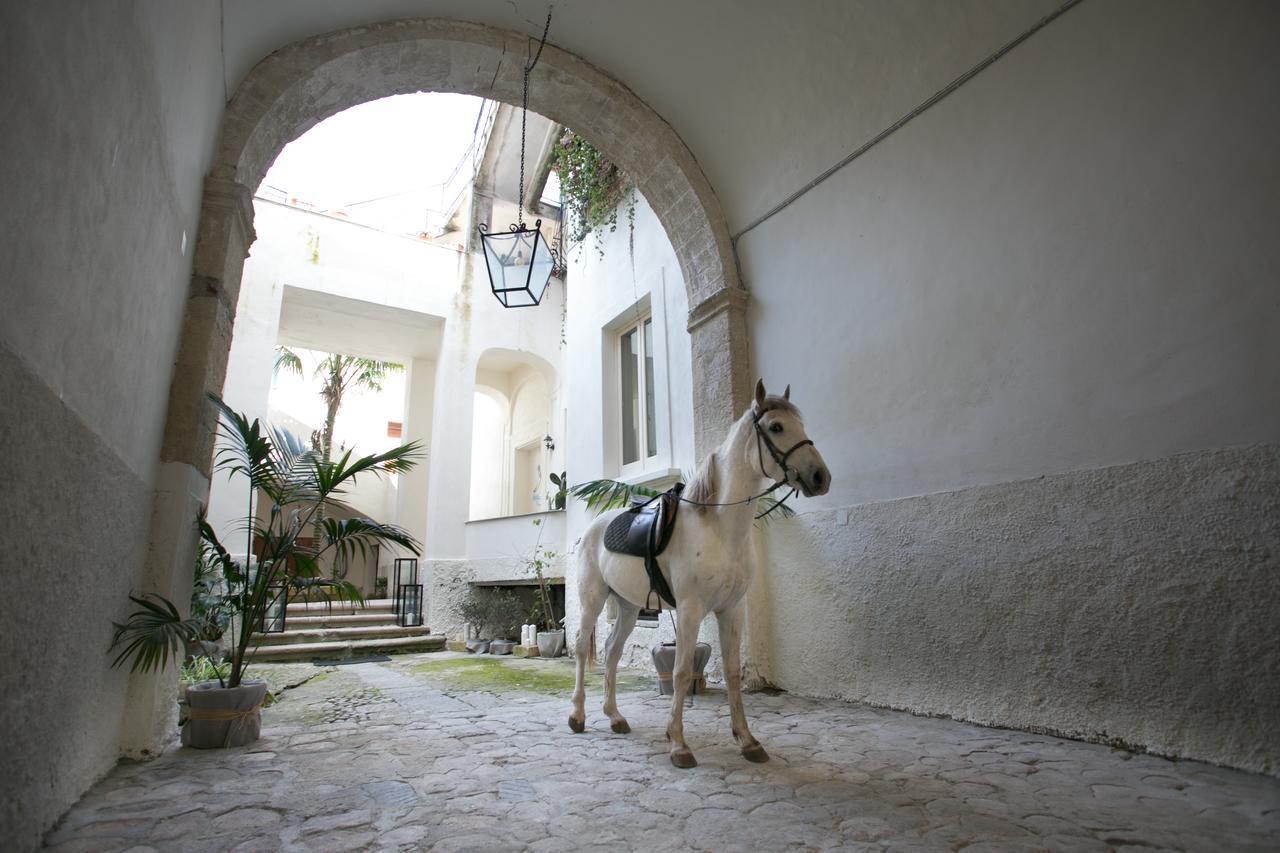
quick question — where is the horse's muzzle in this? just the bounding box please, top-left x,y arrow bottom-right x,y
793,459 -> 831,498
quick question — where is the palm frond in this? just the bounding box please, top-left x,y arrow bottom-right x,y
109,594 -> 205,673
569,477 -> 797,525
197,512 -> 244,587
321,517 -> 422,562
209,394 -> 285,500
288,577 -> 364,608
754,493 -> 797,523
314,441 -> 424,498
273,346 -> 303,378
570,479 -> 661,513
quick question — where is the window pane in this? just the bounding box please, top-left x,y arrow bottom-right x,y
621,327 -> 640,465
644,319 -> 657,458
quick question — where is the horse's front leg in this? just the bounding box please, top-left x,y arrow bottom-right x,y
716,600 -> 768,762
666,598 -> 706,769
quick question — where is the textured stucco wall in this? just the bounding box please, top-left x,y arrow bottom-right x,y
0,1 -> 223,847
428,554 -> 566,642
753,445 -> 1280,775
733,0 -> 1280,774
741,0 -> 1280,511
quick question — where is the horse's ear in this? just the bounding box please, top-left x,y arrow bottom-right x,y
783,384 -> 791,401
755,379 -> 767,410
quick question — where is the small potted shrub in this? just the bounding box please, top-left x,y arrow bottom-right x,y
527,520 -> 564,657
487,590 -> 525,655
458,591 -> 496,654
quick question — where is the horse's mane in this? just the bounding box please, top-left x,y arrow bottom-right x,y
683,451 -> 718,508
682,395 -> 801,508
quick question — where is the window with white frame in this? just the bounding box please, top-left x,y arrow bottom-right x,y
618,316 -> 658,473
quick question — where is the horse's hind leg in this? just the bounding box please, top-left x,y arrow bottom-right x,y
666,597 -> 707,769
717,600 -> 768,762
569,546 -> 609,733
602,598 -> 640,733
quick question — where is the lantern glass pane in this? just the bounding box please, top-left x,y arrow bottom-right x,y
527,233 -> 553,304
480,226 -> 554,307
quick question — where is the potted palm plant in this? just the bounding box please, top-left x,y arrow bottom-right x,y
110,395 -> 422,748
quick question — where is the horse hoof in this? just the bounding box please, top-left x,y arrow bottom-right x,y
670,749 -> 698,769
610,719 -> 631,734
568,715 -> 585,734
741,743 -> 770,763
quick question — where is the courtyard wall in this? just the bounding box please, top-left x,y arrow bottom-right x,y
740,0 -> 1280,773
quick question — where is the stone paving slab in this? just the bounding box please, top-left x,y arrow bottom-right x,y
44,653 -> 1280,852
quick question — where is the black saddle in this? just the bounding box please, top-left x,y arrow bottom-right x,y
603,483 -> 684,608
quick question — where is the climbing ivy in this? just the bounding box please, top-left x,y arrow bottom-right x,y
549,131 -> 635,247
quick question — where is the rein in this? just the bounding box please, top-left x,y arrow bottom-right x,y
654,405 -> 812,519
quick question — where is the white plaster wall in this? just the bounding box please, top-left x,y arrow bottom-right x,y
209,200 -> 460,544
397,358 -> 436,556
468,390 -> 507,520
561,193 -> 698,671
421,261 -> 564,559
0,1 -> 224,846
739,0 -> 1280,771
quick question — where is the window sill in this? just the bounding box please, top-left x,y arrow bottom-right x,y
617,467 -> 683,489
465,509 -> 565,525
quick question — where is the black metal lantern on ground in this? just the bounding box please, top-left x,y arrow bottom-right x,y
398,584 -> 424,628
478,10 -> 558,308
393,557 -> 418,601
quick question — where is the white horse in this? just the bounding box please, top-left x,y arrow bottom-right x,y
570,379 -> 831,768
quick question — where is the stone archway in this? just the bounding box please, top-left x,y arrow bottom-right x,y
161,18 -> 748,488
133,17 -> 752,756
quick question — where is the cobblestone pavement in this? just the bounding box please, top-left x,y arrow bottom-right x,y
45,653 -> 1280,852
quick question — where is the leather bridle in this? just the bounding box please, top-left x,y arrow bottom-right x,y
749,404 -> 814,518
654,403 -> 816,519
752,405 -> 814,485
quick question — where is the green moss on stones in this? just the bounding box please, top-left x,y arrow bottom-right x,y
409,657 -> 650,695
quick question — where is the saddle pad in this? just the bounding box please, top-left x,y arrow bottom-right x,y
604,508 -> 655,558
602,485 -> 685,609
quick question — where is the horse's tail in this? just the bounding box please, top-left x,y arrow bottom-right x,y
587,624 -> 597,668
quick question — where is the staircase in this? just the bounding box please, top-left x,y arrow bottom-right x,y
246,599 -> 446,662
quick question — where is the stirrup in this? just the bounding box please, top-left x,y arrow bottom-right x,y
638,590 -> 662,628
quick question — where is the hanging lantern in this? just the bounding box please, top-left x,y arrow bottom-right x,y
477,220 -> 555,307
478,10 -> 557,308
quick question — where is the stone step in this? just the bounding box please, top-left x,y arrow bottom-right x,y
244,633 -> 446,662
252,624 -> 436,646
286,612 -> 400,628
284,597 -> 397,615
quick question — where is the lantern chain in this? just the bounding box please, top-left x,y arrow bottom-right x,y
518,8 -> 553,228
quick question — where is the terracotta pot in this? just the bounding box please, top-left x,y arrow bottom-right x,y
651,642 -> 712,696
536,630 -> 565,658
181,680 -> 269,749
489,639 -> 516,655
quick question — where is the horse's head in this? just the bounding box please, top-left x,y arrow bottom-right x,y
749,379 -> 831,497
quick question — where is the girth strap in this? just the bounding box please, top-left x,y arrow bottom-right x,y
644,483 -> 682,608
